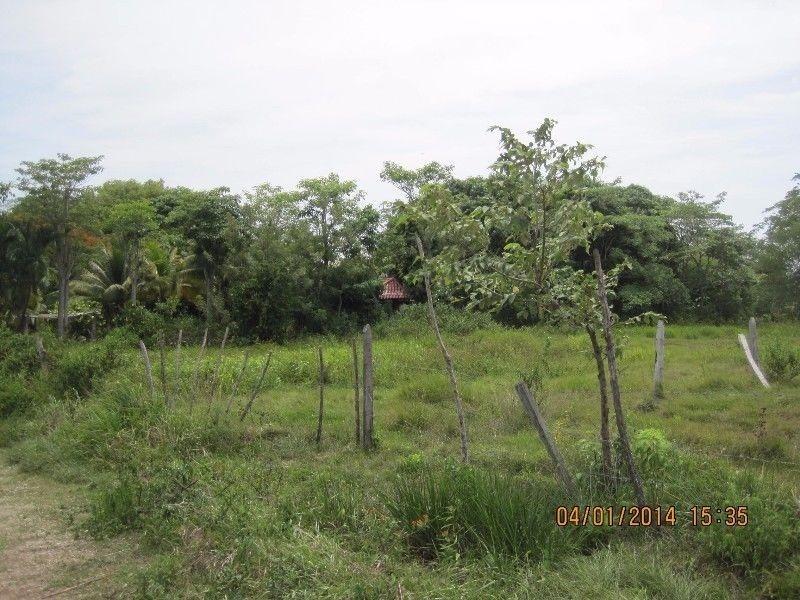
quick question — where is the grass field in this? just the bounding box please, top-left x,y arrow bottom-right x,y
1,320 -> 799,598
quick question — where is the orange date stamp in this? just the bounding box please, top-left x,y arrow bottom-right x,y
555,505 -> 749,527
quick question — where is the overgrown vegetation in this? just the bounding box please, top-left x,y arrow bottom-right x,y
0,321 -> 798,597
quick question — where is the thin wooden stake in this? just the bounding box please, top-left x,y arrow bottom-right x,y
174,329 -> 183,398
352,338 -> 360,445
515,382 -> 576,495
362,324 -> 374,449
139,339 -> 155,401
208,325 -> 230,405
158,332 -> 169,406
316,347 -> 325,445
593,248 -> 646,506
652,319 -> 666,403
226,348 -> 251,414
189,328 -> 209,411
416,235 -> 469,463
240,352 -> 272,421
748,317 -> 760,368
739,333 -> 770,388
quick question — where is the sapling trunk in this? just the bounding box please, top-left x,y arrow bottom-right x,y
586,325 -> 613,481
593,248 -> 645,505
416,235 -> 469,464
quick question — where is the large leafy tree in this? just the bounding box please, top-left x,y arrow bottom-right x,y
167,187 -> 242,326
105,200 -> 157,305
13,155 -> 103,337
756,173 -> 800,317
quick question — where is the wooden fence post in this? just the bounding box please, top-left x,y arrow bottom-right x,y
226,348 -> 251,414
35,335 -> 48,372
316,347 -> 325,445
240,352 -> 272,421
352,338 -> 360,445
139,340 -> 155,401
593,248 -> 646,506
748,317 -> 760,368
515,382 -> 576,495
738,333 -> 770,388
362,324 -> 374,449
158,332 -> 169,406
189,328 -> 209,411
416,235 -> 470,463
652,320 -> 666,403
174,329 -> 183,398
208,325 -> 230,405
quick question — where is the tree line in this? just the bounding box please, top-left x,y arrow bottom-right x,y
0,121 -> 797,340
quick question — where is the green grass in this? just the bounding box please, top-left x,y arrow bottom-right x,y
2,321 -> 800,598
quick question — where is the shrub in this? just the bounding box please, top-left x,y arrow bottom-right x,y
763,341 -> 800,382
0,325 -> 42,377
385,465 -> 584,561
52,334 -> 129,396
375,303 -> 497,337
114,305 -> 166,344
0,375 -> 47,417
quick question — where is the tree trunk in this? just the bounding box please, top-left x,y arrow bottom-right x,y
586,325 -> 613,481
593,248 -> 645,505
57,238 -> 70,339
416,235 -> 469,463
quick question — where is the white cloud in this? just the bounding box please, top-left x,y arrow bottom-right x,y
1,0 -> 798,226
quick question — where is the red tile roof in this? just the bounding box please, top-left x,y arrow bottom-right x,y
379,276 -> 410,300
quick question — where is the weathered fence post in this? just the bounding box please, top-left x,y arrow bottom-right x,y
158,332 -> 169,406
738,333 -> 770,388
515,382 -> 576,495
362,324 -> 374,449
240,352 -> 272,421
593,248 -> 646,506
652,319 -> 666,403
174,329 -> 183,398
352,338 -> 360,445
226,348 -> 251,414
208,325 -> 230,404
189,328 -> 209,411
748,317 -> 760,368
35,335 -> 48,372
416,235 -> 470,463
139,339 -> 155,401
316,347 -> 325,445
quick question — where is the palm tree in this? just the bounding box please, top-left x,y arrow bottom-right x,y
71,244 -> 129,323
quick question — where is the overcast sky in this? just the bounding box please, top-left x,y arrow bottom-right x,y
1,0 -> 798,228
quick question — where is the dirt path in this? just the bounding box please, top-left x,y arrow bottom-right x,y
0,452 -> 137,598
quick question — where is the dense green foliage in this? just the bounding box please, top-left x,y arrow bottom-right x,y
1,125 -> 797,341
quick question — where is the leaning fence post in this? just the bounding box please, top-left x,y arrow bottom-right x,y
139,339 -> 155,401
748,317 -> 760,368
738,333 -> 770,388
362,324 -> 374,449
515,382 -> 576,496
652,320 -> 666,403
316,347 -> 325,446
352,338 -> 360,445
240,352 -> 272,421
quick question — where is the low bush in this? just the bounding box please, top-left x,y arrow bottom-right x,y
385,464 -> 587,561
114,305 -> 166,345
763,341 -> 800,382
375,302 -> 497,337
